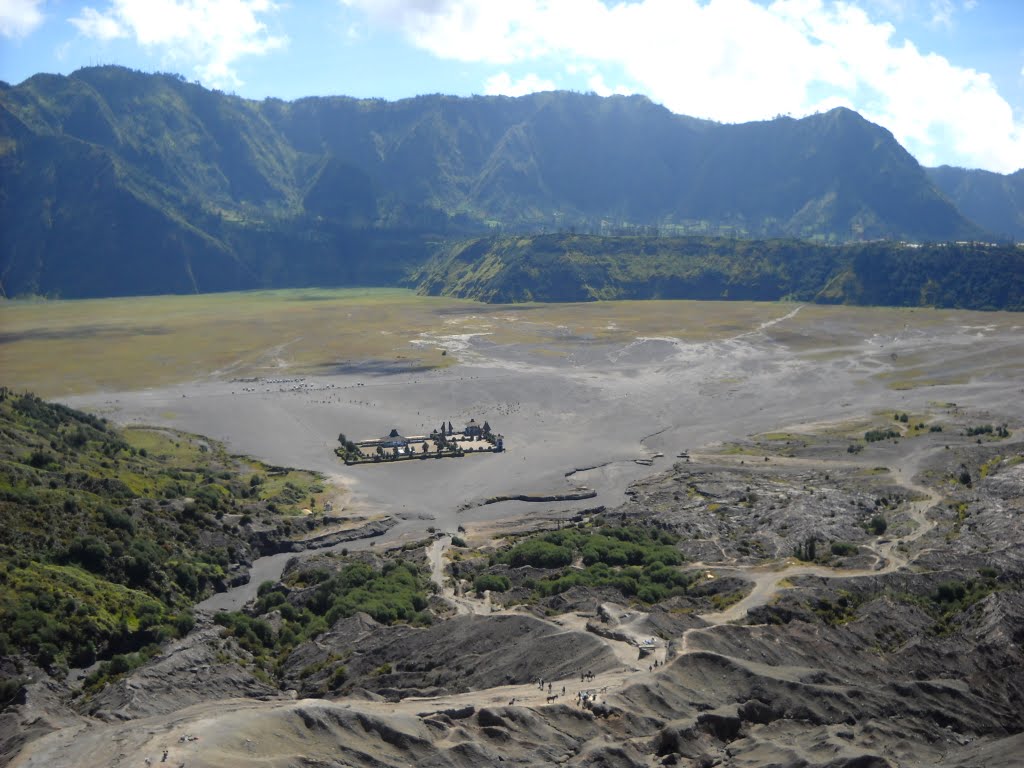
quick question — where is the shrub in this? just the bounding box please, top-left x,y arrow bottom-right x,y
67,536 -> 112,574
505,540 -> 573,569
26,449 -> 57,469
328,665 -> 348,688
473,574 -> 510,594
934,581 -> 966,604
865,428 -> 899,443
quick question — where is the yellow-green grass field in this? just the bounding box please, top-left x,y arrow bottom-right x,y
3,288 -> 1022,397
0,289 -> 787,396
122,426 -> 330,514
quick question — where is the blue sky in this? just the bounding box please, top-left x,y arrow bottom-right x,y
1,0 -> 1022,172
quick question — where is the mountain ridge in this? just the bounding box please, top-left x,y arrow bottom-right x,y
926,165 -> 1024,239
411,234 -> 1024,310
0,65 -> 1020,301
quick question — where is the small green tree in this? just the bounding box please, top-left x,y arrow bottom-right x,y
474,573 -> 511,594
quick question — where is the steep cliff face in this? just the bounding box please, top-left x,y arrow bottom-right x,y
0,66 -> 988,299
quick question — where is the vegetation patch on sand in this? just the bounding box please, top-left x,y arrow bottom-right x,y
468,522 -> 697,607
213,554 -> 432,689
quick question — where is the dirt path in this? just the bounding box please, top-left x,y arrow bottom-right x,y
6,440 -> 966,768
689,442 -> 943,630
427,536 -> 491,616
323,441 -> 949,715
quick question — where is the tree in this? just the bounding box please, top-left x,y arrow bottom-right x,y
422,442 -> 428,453
447,421 -> 454,435
482,421 -> 491,435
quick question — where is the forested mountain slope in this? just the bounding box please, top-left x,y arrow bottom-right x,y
0,66 -> 996,299
412,235 -> 1024,310
927,165 -> 1024,240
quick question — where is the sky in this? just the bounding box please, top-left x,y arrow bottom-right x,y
0,0 -> 1022,173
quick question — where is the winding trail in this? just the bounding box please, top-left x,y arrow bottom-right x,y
689,443 -> 941,629
380,439 -> 950,715
5,436 -> 973,768
427,536 -> 491,616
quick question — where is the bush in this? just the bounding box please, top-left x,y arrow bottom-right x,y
473,574 -> 510,594
865,428 -> 899,443
934,581 -> 966,604
868,515 -> 888,535
830,541 -> 858,556
328,665 -> 348,688
505,540 -> 573,569
66,536 -> 112,574
0,678 -> 24,706
26,449 -> 57,469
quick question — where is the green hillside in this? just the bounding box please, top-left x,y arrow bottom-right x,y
927,165 -> 1024,240
0,389 -> 323,673
412,235 -> 1024,310
0,66 -> 999,300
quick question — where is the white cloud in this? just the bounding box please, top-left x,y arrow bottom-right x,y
69,0 -> 287,88
70,7 -> 126,41
0,0 -> 44,38
484,71 -> 556,97
342,0 -> 1024,172
586,72 -> 631,98
928,0 -> 955,28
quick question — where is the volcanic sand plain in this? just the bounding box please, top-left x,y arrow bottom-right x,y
5,290 -> 1023,604
4,290 -> 1024,767
4,290 -> 1022,554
